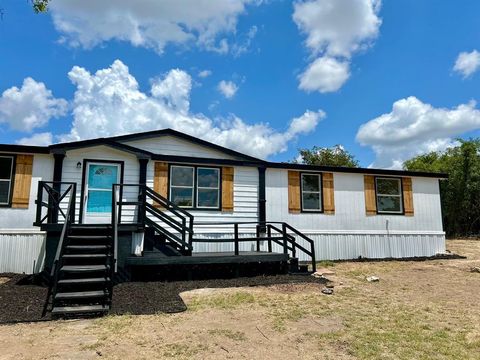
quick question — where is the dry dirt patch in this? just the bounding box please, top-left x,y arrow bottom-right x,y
0,239 -> 479,359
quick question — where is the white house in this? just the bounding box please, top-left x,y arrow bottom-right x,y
0,128 -> 447,275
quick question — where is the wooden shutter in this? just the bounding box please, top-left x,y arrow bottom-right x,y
364,175 -> 377,216
153,162 -> 168,208
288,171 -> 301,213
322,172 -> 335,214
11,154 -> 33,209
402,177 -> 414,216
222,167 -> 234,212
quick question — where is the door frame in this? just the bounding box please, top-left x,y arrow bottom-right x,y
79,159 -> 125,224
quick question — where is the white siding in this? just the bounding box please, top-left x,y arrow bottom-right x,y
265,169 -> 444,233
61,146 -> 140,223
0,231 -> 45,274
124,135 -> 239,160
0,153 -> 54,229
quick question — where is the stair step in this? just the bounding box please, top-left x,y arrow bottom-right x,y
66,245 -> 109,250
68,235 -> 111,240
55,290 -> 108,300
58,277 -> 110,285
63,254 -> 107,259
51,304 -> 109,315
61,265 -> 108,272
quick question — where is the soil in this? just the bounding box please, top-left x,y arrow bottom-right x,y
0,272 -> 325,323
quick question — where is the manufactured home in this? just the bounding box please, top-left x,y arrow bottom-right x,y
0,129 -> 447,315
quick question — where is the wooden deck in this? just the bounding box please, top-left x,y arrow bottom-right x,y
126,251 -> 289,266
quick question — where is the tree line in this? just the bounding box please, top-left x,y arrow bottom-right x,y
296,140 -> 480,237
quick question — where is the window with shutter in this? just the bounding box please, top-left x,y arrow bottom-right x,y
11,154 -> 33,209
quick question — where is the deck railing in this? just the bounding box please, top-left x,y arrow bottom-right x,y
41,183 -> 76,316
34,181 -> 77,226
112,184 -> 194,268
193,221 -> 316,272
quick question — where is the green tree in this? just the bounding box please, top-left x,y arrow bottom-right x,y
32,0 -> 49,13
294,145 -> 359,168
403,139 -> 480,237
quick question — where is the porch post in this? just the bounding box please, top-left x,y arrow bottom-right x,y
51,152 -> 65,223
137,157 -> 149,225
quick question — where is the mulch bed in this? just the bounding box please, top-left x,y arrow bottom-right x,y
0,273 -> 325,324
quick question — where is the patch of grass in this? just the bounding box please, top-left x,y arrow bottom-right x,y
162,343 -> 208,358
208,329 -> 247,341
93,314 -> 135,335
187,291 -> 256,311
317,260 -> 335,267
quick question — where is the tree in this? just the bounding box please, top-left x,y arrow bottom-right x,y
403,139 -> 480,237
32,0 -> 49,13
294,145 -> 359,168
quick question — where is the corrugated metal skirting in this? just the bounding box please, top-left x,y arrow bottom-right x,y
193,232 -> 446,261
0,232 -> 46,274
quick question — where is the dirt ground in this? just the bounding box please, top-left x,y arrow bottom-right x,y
1,239 -> 480,360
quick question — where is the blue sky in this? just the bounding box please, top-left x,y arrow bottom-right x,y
0,0 -> 479,168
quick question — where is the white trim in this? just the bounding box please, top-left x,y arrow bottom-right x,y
301,173 -> 322,212
0,229 -> 46,234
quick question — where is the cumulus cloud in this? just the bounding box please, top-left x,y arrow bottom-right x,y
453,50 -> 480,78
198,70 -> 212,78
356,96 -> 480,168
293,0 -> 381,93
49,0 -> 260,55
217,80 -> 239,99
0,78 -> 67,132
298,57 -> 350,93
47,60 -> 324,159
16,132 -> 53,146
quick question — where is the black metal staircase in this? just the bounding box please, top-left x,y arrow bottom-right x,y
47,225 -> 114,317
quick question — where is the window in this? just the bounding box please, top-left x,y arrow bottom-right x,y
0,156 -> 14,206
301,173 -> 322,212
170,166 -> 195,207
375,177 -> 403,214
169,165 -> 221,209
197,167 -> 220,208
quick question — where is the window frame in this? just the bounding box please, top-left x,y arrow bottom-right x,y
374,176 -> 405,215
168,164 -> 222,210
196,167 -> 220,209
0,154 -> 15,208
300,172 -> 323,213
169,165 -> 195,209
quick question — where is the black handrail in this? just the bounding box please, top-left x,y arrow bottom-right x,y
112,184 -> 194,254
35,181 -> 77,226
193,221 -> 316,272
41,183 -> 76,317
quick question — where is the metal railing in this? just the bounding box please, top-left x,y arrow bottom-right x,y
193,221 -> 316,272
35,181 -> 77,226
41,183 -> 76,317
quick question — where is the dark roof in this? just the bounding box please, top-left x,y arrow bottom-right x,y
0,144 -> 49,154
265,162 -> 448,179
0,128 -> 448,178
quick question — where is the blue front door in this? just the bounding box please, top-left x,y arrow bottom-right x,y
84,162 -> 120,223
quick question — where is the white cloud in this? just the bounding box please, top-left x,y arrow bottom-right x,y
293,0 -> 381,93
0,78 -> 67,132
298,57 -> 350,93
217,80 -> 239,99
231,25 -> 258,57
16,132 -> 53,146
50,0 -> 260,55
49,60 -> 324,159
454,50 -> 480,78
356,96 -> 480,168
198,70 -> 212,78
